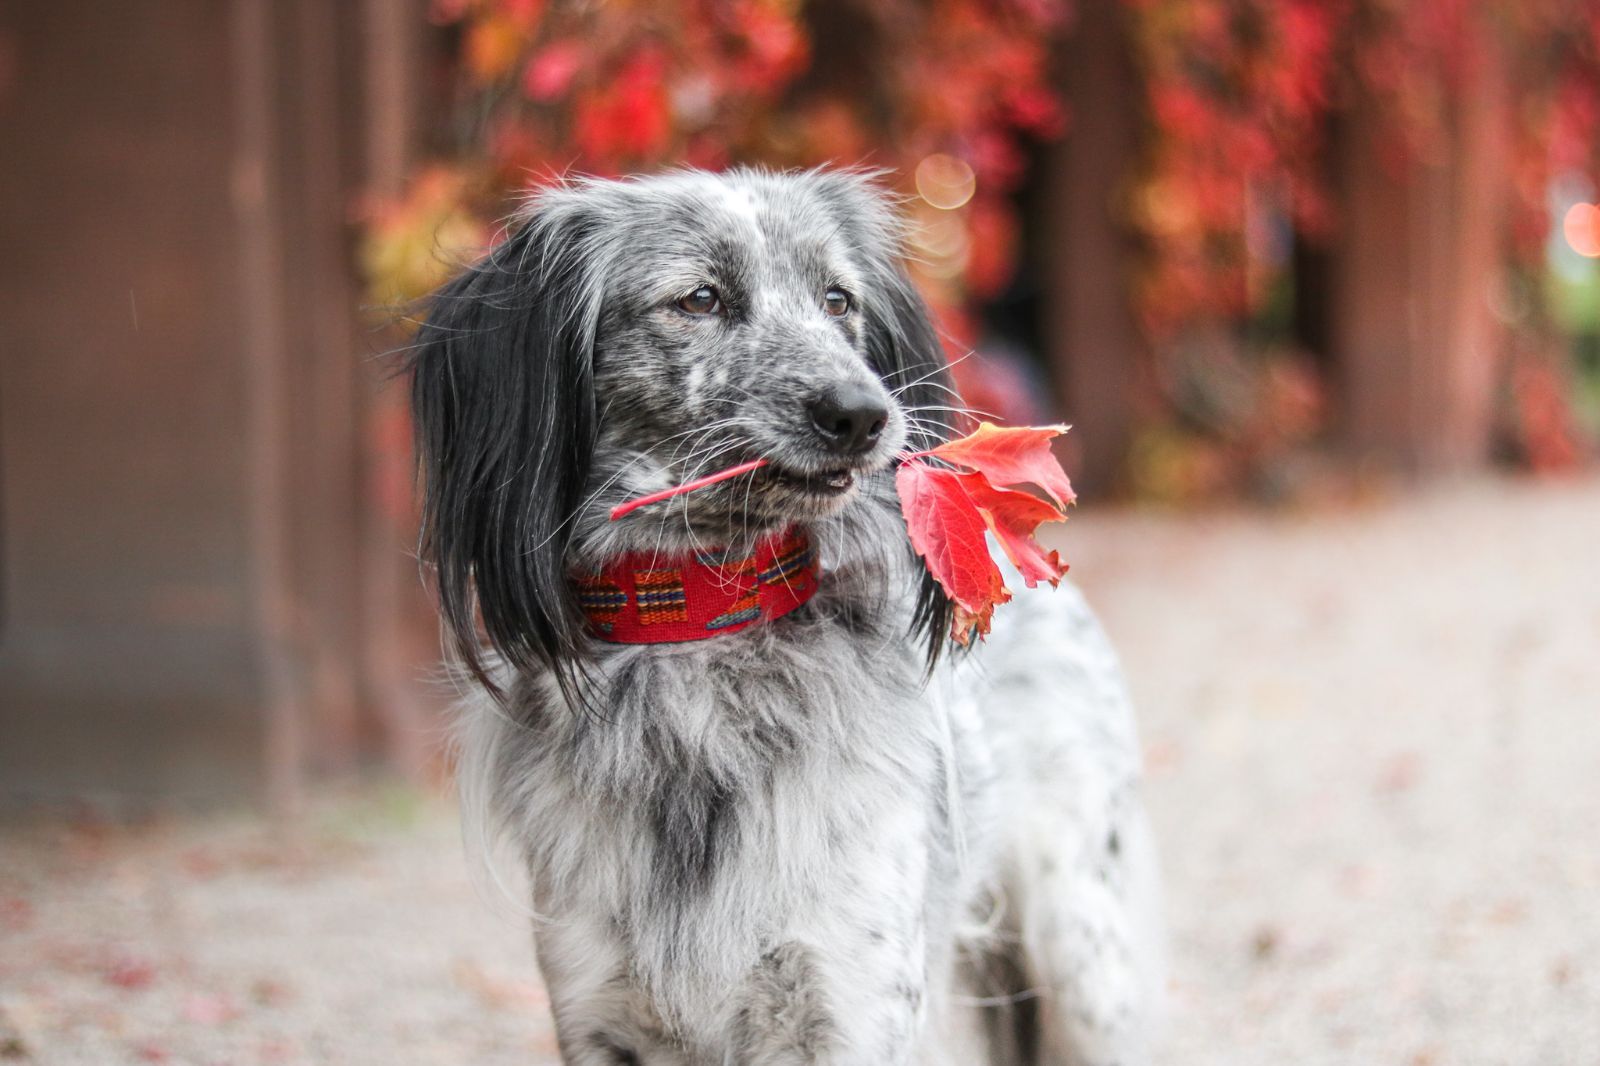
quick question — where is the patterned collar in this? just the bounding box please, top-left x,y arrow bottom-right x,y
574,527 -> 819,644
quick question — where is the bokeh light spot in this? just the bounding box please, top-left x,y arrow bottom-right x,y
915,153 -> 976,211
1562,202 -> 1600,258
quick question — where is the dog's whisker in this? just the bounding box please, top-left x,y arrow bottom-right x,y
524,420 -> 752,557
901,401 -> 996,422
885,347 -> 979,392
889,376 -> 962,400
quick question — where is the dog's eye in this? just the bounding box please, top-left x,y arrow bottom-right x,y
677,286 -> 723,316
823,288 -> 851,317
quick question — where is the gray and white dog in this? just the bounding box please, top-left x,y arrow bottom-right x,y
409,168 -> 1163,1065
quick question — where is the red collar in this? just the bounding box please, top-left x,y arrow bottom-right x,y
574,527 -> 819,644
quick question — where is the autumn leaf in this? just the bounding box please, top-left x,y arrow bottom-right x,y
464,14 -> 527,84
523,40 -> 584,101
895,462 -> 1011,643
953,470 -> 1067,589
921,422 -> 1076,507
895,422 -> 1074,641
104,955 -> 157,991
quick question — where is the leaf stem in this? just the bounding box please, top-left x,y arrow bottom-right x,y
608,458 -> 770,521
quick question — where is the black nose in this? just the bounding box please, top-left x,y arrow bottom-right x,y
807,385 -> 888,455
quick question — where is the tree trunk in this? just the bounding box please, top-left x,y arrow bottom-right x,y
1330,26 -> 1509,475
1038,0 -> 1147,498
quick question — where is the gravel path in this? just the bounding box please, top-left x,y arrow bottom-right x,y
4,475 -> 1598,1065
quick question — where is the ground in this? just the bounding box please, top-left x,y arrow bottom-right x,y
3,476 -> 1598,1065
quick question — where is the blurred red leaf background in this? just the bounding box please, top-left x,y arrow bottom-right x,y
364,0 -> 1600,502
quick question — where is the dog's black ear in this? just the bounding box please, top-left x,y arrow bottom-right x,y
822,172 -> 960,667
864,260 -> 960,668
863,263 -> 955,452
408,198 -> 602,703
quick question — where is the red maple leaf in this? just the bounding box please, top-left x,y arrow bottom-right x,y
895,463 -> 1012,642
953,470 -> 1067,588
897,422 -> 1074,642
920,422 -> 1076,507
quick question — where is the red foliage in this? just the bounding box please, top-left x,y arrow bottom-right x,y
1509,354 -> 1588,472
913,421 -> 1076,507
1123,0 -> 1600,333
1504,3 -> 1600,259
896,463 -> 1012,642
366,0 -> 1600,494
1117,0 -> 1600,488
955,469 -> 1067,587
370,0 -> 1067,324
1123,0 -> 1348,337
898,422 -> 1072,641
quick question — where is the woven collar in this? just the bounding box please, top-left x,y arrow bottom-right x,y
574,527 -> 819,644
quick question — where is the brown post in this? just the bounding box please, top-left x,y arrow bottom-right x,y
1331,25 -> 1508,475
231,0 -> 307,814
1,1 -> 274,800
1039,0 -> 1146,498
1438,32 -> 1508,469
359,0 -> 439,778
0,1 -> 436,803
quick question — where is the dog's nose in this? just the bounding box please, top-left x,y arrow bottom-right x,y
808,385 -> 888,455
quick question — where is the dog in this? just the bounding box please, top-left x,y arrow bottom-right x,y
408,167 -> 1163,1065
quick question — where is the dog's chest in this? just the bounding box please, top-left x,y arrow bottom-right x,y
518,618 -> 954,1036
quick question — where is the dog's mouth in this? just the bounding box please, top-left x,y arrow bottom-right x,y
765,464 -> 856,497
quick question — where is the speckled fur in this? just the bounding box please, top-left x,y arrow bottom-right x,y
413,168 -> 1163,1064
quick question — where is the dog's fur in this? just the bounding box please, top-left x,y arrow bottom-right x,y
410,168 -> 1163,1065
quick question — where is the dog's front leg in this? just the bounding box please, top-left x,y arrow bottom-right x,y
729,931 -> 929,1066
534,921 -> 673,1066
537,928 -> 930,1065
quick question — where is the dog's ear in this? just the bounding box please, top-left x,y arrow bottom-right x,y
817,171 -> 960,666
408,193 -> 603,703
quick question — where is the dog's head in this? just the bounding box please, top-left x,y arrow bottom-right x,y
409,168 -> 955,695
